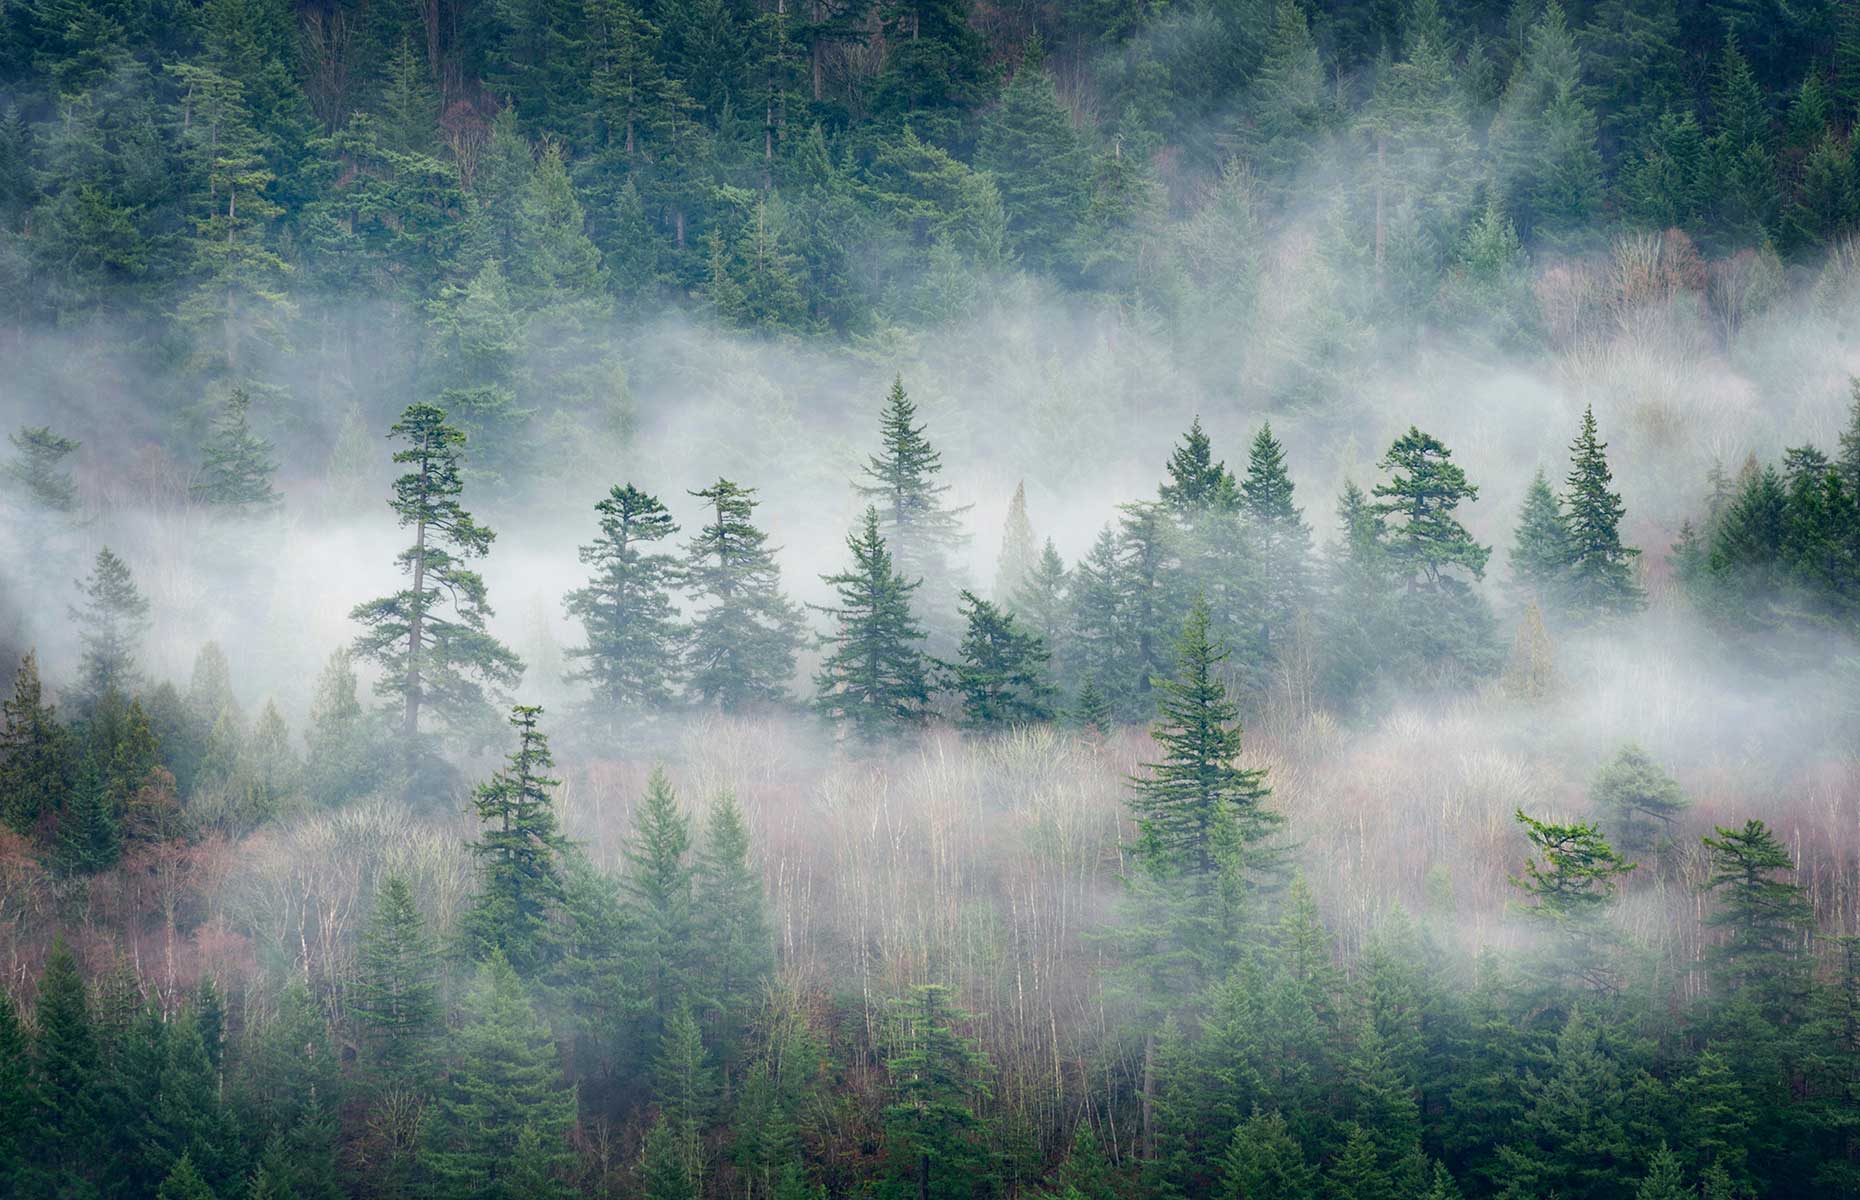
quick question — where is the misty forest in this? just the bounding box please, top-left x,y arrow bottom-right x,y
9,0 -> 1860,1198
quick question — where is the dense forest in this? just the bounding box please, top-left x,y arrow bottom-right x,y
7,0 -> 1860,1197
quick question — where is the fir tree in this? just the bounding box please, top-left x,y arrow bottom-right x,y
1160,416 -> 1239,517
1494,1010 -> 1633,1200
157,1154 -> 217,1200
1128,598 -> 1276,881
1009,537 -> 1068,650
812,506 -> 932,739
855,378 -> 971,612
653,1002 -> 715,1194
1838,377 -> 1860,495
71,547 -> 151,708
1509,469 -> 1569,608
0,989 -> 33,1194
0,651 -> 75,835
1634,1144 -> 1692,1200
684,479 -> 806,711
1241,422 -> 1314,650
994,480 -> 1038,600
190,386 -> 281,512
1073,677 -> 1112,740
1561,406 -> 1643,621
349,403 -> 523,743
950,590 -> 1054,728
1372,428 -> 1489,587
1512,810 -> 1636,925
693,790 -> 773,1069
564,483 -> 687,714
354,874 -> 440,1081
1068,527 -> 1128,707
33,940 -> 99,1180
1590,744 -> 1688,854
974,38 -> 1090,274
460,705 -> 568,976
425,954 -> 577,1199
1701,819 -> 1813,1007
5,424 -> 80,512
624,767 -> 696,1050
1218,1107 -> 1317,1200
57,760 -> 121,874
882,984 -> 993,1200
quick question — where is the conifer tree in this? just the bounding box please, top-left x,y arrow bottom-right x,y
1160,416 -> 1239,516
1634,1144 -> 1691,1200
1838,378 -> 1860,495
1068,527 -> 1129,705
0,651 -> 74,835
71,547 -> 151,708
625,767 -> 696,1050
1218,1107 -> 1317,1200
653,1002 -> 715,1195
6,424 -> 80,512
693,790 -> 773,1070
974,38 -> 1090,274
1073,678 -> 1112,740
460,705 -> 568,976
994,480 -> 1038,600
1494,1010 -> 1633,1200
855,378 -> 971,611
354,874 -> 440,1081
684,479 -> 806,711
1372,428 -> 1489,587
1128,598 -> 1276,881
33,940 -> 99,1180
1241,422 -> 1314,648
1561,406 -> 1643,621
157,1154 -> 216,1200
1508,469 -> 1569,607
350,403 -> 522,743
950,590 -> 1054,728
190,386 -> 281,512
1009,538 -> 1068,650
425,954 -> 576,1200
57,761 -> 121,874
1511,810 -> 1635,994
1701,819 -> 1813,1005
882,984 -> 993,1200
565,483 -> 687,714
812,507 -> 932,739
0,989 -> 32,1194
1590,744 -> 1688,854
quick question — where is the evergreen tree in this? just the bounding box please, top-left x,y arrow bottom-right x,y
653,1001 -> 715,1195
1128,598 -> 1277,881
624,767 -> 696,1051
813,507 -> 933,738
1009,538 -> 1068,651
994,480 -> 1038,601
950,590 -> 1054,728
57,760 -> 121,874
1160,416 -> 1239,516
353,874 -> 440,1082
71,547 -> 151,708
855,378 -> 971,614
425,954 -> 577,1199
190,386 -> 281,512
565,483 -> 687,714
0,651 -> 75,835
1634,1144 -> 1692,1200
1590,744 -> 1688,854
157,1154 -> 217,1200
974,39 -> 1090,274
1701,819 -> 1813,1008
1561,406 -> 1643,621
0,989 -> 33,1195
1218,1107 -> 1317,1200
693,790 -> 773,1069
5,424 -> 80,512
1371,427 -> 1490,588
684,478 -> 806,711
881,983 -> 993,1200
1508,469 -> 1569,608
349,403 -> 522,743
1494,1010 -> 1633,1200
32,939 -> 99,1181
1241,422 -> 1314,652
460,705 -> 568,976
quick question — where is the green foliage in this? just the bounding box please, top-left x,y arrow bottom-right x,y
881,983 -> 993,1200
461,706 -> 569,975
1561,407 -> 1643,623
0,652 -> 76,835
354,874 -> 441,1081
71,547 -> 151,709
6,425 -> 80,512
1590,745 -> 1688,854
189,386 -> 280,512
684,478 -> 806,711
1701,820 -> 1813,1007
856,378 -> 971,620
565,483 -> 688,714
950,589 -> 1054,728
812,506 -> 933,738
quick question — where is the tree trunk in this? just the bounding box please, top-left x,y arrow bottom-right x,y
1141,1031 -> 1156,1160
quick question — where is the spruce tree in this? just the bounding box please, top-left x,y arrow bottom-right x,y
354,874 -> 440,1082
684,479 -> 806,711
564,483 -> 687,714
1159,416 -> 1239,516
1701,819 -> 1813,1007
1068,527 -> 1129,708
71,547 -> 151,708
974,38 -> 1090,274
1371,428 -> 1490,587
1561,406 -> 1643,621
425,954 -> 577,1200
1010,538 -> 1068,646
994,480 -> 1038,600
190,387 -> 281,512
1128,598 -> 1276,881
5,424 -> 80,512
1508,469 -> 1569,608
0,989 -> 32,1194
57,761 -> 121,874
855,378 -> 971,611
1494,1010 -> 1633,1200
882,984 -> 993,1200
1241,422 -> 1314,650
0,651 -> 75,835
156,1154 -> 217,1200
460,705 -> 568,976
624,767 -> 696,1051
950,590 -> 1054,728
1634,1144 -> 1691,1200
33,939 -> 99,1181
694,790 -> 773,1071
1590,744 -> 1688,854
1218,1108 -> 1317,1200
812,506 -> 932,739
349,403 -> 522,743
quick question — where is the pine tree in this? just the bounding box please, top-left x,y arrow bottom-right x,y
882,984 -> 993,1200
855,378 -> 971,612
565,483 -> 687,714
1701,819 -> 1813,1007
684,479 -> 806,711
71,547 -> 151,708
0,651 -> 75,835
994,481 -> 1037,600
1128,598 -> 1277,881
625,767 -> 696,1050
460,705 -> 568,976
1509,469 -> 1569,608
5,424 -> 80,512
951,590 -> 1054,728
1372,428 -> 1490,587
1561,406 -> 1643,621
425,954 -> 577,1200
812,507 -> 932,739
1160,416 -> 1239,517
349,403 -> 523,743
190,386 -> 281,512
354,874 -> 440,1081
693,790 -> 773,1070
1590,744 -> 1688,854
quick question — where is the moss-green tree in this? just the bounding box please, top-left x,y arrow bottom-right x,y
813,507 -> 932,739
